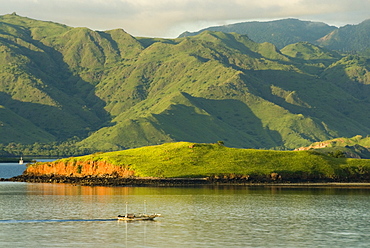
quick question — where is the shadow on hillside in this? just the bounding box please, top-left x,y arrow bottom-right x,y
249,68 -> 370,137
137,37 -> 178,48
322,61 -> 370,100
152,93 -> 283,149
0,31 -> 111,140
0,92 -> 96,140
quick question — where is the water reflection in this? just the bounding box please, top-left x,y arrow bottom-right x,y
24,183 -> 370,196
1,183 -> 370,247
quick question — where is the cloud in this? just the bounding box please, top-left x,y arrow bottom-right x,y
1,0 -> 369,37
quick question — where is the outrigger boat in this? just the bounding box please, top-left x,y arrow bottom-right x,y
117,213 -> 161,221
118,201 -> 161,221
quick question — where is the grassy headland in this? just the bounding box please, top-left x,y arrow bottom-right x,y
23,142 -> 370,182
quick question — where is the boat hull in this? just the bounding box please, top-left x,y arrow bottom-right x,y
117,214 -> 160,221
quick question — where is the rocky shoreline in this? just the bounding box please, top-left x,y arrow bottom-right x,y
2,174 -> 370,187
2,175 -> 209,186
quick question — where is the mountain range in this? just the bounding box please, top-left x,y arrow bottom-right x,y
0,13 -> 370,152
179,18 -> 370,55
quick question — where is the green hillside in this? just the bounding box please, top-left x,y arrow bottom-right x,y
179,19 -> 337,49
281,42 -> 341,60
1,14 -> 370,153
180,18 -> 370,55
50,142 -> 370,181
298,135 -> 370,159
0,105 -> 55,143
0,14 -> 108,142
318,19 -> 370,54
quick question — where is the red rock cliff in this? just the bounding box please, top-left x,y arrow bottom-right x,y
24,160 -> 135,177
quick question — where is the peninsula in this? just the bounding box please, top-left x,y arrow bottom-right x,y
7,142 -> 370,186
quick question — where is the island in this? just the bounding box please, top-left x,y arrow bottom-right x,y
5,142 -> 370,186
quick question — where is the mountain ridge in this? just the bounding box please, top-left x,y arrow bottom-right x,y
179,18 -> 370,54
0,14 -> 370,153
179,18 -> 337,48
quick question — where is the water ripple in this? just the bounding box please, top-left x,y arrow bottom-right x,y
0,218 -> 117,223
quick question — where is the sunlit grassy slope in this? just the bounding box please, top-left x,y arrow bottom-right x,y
56,142 -> 370,179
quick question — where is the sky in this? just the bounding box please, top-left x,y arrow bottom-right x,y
1,0 -> 370,38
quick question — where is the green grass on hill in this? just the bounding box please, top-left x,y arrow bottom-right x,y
54,142 -> 370,180
2,14 -> 370,152
311,135 -> 370,148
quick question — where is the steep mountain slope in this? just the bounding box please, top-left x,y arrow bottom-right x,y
318,19 -> 370,54
1,14 -> 370,151
80,32 -> 370,150
0,104 -> 55,143
0,14 -> 144,143
179,19 -> 337,49
0,14 -> 106,141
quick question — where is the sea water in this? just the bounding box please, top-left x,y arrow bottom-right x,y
0,159 -> 56,179
0,162 -> 27,179
1,165 -> 370,247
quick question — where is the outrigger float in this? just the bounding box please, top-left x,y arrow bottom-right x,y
118,201 -> 161,221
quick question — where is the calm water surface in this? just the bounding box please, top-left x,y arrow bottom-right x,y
0,162 -> 27,179
1,164 -> 370,247
0,160 -> 55,179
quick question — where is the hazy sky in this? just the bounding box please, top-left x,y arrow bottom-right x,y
1,0 -> 369,37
